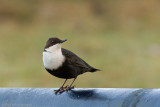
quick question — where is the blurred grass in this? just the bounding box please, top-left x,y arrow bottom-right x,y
0,0 -> 160,88
1,26 -> 160,88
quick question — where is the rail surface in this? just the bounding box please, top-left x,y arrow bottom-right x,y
0,88 -> 160,107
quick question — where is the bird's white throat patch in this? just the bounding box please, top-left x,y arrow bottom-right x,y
43,44 -> 65,70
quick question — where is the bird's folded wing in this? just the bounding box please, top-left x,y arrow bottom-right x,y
62,48 -> 91,69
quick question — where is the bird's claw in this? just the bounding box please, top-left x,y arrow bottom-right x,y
66,85 -> 75,91
54,85 -> 75,94
54,87 -> 64,94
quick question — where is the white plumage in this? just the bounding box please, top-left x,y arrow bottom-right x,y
43,44 -> 65,70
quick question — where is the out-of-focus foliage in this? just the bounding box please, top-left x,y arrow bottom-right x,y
0,0 -> 160,88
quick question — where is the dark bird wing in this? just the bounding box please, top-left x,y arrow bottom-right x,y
62,48 -> 98,72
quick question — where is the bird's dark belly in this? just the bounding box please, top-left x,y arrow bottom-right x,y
45,66 -> 78,79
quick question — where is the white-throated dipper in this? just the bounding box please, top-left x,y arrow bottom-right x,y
43,37 -> 99,94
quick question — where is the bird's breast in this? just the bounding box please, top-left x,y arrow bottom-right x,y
43,51 -> 65,70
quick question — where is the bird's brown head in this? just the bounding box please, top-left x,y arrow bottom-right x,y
44,37 -> 67,51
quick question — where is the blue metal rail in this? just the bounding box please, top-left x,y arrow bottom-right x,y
0,88 -> 160,107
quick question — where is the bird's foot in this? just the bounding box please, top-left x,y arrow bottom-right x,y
54,85 -> 69,94
54,85 -> 75,94
65,85 -> 75,91
57,85 -> 70,94
54,86 -> 65,94
58,85 -> 74,93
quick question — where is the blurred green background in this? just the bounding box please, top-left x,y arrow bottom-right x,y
0,0 -> 160,88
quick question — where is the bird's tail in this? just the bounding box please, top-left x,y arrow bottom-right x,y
90,68 -> 100,72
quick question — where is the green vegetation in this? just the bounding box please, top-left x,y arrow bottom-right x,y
0,0 -> 160,88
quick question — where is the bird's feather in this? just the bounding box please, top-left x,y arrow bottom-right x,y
62,48 -> 98,72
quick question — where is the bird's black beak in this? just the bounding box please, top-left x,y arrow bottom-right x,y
61,39 -> 67,43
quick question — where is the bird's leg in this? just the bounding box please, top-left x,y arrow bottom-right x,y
54,79 -> 67,94
58,78 -> 76,93
66,77 -> 77,91
60,79 -> 68,89
55,77 -> 77,94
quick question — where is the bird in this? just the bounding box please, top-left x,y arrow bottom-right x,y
43,37 -> 99,94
